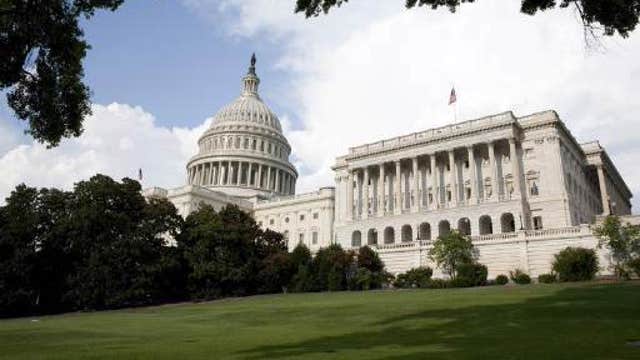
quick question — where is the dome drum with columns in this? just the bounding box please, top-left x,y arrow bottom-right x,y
186,54 -> 298,199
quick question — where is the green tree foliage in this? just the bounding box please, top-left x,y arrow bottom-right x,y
495,274 -> 509,285
289,243 -> 314,292
509,269 -> 532,285
594,216 -> 640,279
452,262 -> 488,287
551,247 -> 599,282
295,0 -> 640,38
428,230 -> 477,279
393,267 -> 433,288
312,244 -> 354,291
0,185 -> 40,316
0,175 -> 184,317
0,0 -> 124,146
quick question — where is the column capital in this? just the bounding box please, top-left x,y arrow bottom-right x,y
508,137 -> 517,145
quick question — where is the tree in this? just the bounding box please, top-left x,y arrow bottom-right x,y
289,243 -> 314,292
0,185 -> 40,316
552,247 -> 599,282
356,246 -> 384,273
178,204 -> 265,299
63,175 -> 182,309
1,0 -> 125,147
594,215 -> 640,279
428,230 -> 477,279
295,0 -> 640,39
312,243 -> 354,291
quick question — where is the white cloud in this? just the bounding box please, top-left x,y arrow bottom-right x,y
0,103 -> 209,203
194,0 -> 640,211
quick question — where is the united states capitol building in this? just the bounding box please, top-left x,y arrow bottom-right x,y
145,56 -> 635,278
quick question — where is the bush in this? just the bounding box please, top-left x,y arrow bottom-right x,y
538,273 -> 557,284
509,269 -> 531,285
552,247 -> 599,282
495,274 -> 509,285
452,263 -> 488,287
393,267 -> 433,288
426,278 -> 450,289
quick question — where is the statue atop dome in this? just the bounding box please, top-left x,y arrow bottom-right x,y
248,53 -> 257,76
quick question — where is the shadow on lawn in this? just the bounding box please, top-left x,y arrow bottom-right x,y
236,283 -> 640,359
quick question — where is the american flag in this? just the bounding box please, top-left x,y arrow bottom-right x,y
448,87 -> 457,105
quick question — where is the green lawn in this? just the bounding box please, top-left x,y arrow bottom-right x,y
1,282 -> 639,359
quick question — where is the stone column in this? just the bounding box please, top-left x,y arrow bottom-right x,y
449,150 -> 458,206
430,154 -> 437,209
355,169 -> 362,217
209,163 -> 215,185
362,167 -> 369,219
467,146 -> 477,204
248,162 -> 253,187
597,165 -> 610,215
394,161 -> 401,215
219,162 -> 226,185
275,168 -> 281,193
412,157 -> 419,212
378,163 -> 385,216
347,171 -> 354,220
509,138 -> 522,198
266,166 -> 272,191
488,141 -> 498,200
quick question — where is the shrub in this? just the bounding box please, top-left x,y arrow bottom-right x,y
426,278 -> 450,289
538,273 -> 557,284
509,269 -> 531,285
393,267 -> 433,288
495,274 -> 509,285
552,247 -> 599,282
452,263 -> 488,287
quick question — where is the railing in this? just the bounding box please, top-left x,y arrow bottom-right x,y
373,225 -> 593,251
347,112 -> 515,158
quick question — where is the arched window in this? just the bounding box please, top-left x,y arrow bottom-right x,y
401,225 -> 413,242
418,222 -> 431,240
479,215 -> 493,235
351,231 -> 362,247
438,220 -> 451,238
501,213 -> 516,233
458,217 -> 471,236
384,227 -> 395,244
367,229 -> 378,245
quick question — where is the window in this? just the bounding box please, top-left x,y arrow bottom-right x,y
269,219 -> 274,225
464,160 -> 469,169
252,139 -> 257,150
285,217 -> 289,223
313,213 -> 319,219
533,216 -> 543,230
312,232 -> 318,245
299,214 -> 305,221
525,148 -> 535,158
258,221 -> 263,226
530,181 -> 539,196
299,233 -> 304,243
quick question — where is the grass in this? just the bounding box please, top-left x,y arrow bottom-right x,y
1,281 -> 640,359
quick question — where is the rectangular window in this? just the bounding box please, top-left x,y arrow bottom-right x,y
313,213 -> 319,219
299,233 -> 304,243
312,232 -> 318,245
533,216 -> 543,230
300,214 -> 305,221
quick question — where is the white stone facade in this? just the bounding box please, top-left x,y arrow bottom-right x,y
146,56 -> 635,278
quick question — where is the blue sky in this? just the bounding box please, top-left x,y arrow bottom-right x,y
81,0 -> 289,128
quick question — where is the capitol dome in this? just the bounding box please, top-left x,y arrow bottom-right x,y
186,54 -> 297,198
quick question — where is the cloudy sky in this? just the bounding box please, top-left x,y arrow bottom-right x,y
1,0 -> 639,211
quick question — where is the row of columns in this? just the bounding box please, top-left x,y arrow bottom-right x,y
188,161 -> 296,195
346,138 -> 523,220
